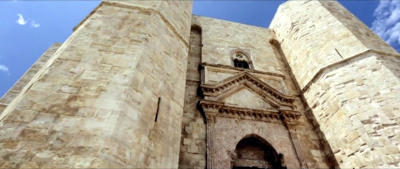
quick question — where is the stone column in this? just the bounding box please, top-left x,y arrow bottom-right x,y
271,0 -> 400,168
205,111 -> 217,169
280,113 -> 308,168
0,0 -> 192,168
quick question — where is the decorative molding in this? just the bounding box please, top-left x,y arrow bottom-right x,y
201,62 -> 303,168
201,72 -> 296,108
201,62 -> 286,79
199,100 -> 301,123
301,49 -> 400,94
231,49 -> 254,69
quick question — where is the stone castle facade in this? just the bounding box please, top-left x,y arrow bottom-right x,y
0,0 -> 399,168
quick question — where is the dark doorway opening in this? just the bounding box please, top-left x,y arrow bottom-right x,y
232,135 -> 286,169
233,166 -> 265,169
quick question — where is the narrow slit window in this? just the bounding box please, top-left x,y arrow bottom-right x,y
154,97 -> 161,122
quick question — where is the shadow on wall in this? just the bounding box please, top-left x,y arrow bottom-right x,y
380,54 -> 400,82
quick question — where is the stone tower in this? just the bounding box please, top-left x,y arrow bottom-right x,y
0,0 -> 193,168
0,0 -> 399,168
270,1 -> 400,168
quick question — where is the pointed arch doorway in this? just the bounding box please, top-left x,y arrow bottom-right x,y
231,135 -> 286,169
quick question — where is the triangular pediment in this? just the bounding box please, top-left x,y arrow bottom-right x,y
222,87 -> 273,110
201,72 -> 296,108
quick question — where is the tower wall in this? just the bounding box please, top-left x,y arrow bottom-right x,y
0,0 -> 192,168
271,0 -> 400,168
0,43 -> 61,114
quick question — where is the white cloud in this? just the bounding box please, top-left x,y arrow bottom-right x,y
372,0 -> 400,50
31,20 -> 40,28
15,13 -> 40,28
0,64 -> 9,74
16,13 -> 27,25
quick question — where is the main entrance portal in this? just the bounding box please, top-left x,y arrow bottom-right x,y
232,136 -> 286,169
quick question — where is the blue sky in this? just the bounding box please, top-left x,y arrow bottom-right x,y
0,0 -> 399,97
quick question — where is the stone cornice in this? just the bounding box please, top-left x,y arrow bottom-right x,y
199,100 -> 301,123
301,49 -> 400,94
201,62 -> 286,79
201,72 -> 296,107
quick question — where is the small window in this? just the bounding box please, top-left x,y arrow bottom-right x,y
234,59 -> 250,69
232,50 -> 252,69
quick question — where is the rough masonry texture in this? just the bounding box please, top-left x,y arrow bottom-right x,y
0,0 -> 399,168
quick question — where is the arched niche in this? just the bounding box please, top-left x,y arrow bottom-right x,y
190,24 -> 202,35
231,134 -> 286,169
232,50 -> 253,69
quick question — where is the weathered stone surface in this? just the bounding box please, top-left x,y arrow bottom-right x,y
270,0 -> 397,89
0,1 -> 192,168
177,15 -> 333,169
0,43 -> 61,114
303,53 -> 400,168
1,0 -> 399,168
178,25 -> 206,169
194,16 -> 288,74
208,117 -> 300,168
271,1 -> 400,168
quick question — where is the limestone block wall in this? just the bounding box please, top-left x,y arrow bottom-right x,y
194,16 -> 286,74
320,1 -> 397,54
102,0 -> 192,43
271,0 -> 400,168
270,0 -> 397,89
177,15 -> 334,168
0,43 -> 61,114
304,52 -> 400,168
209,117 -> 300,168
178,26 -> 206,169
0,1 -> 192,168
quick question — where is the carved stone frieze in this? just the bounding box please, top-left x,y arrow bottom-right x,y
199,100 -> 301,123
201,62 -> 286,78
200,62 -> 304,169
